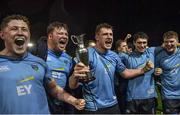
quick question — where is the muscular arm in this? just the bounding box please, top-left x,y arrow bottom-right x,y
121,60 -> 154,79
47,78 -> 85,110
120,68 -> 144,78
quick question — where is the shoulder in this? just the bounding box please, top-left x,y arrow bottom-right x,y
154,46 -> 164,55
143,47 -> 156,55
118,52 -> 128,57
108,50 -> 117,55
27,52 -> 45,61
62,52 -> 73,60
147,47 -> 156,51
26,53 -> 48,68
0,55 -> 9,62
88,47 -> 95,52
106,50 -> 121,61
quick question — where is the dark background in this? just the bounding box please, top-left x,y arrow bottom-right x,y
0,0 -> 180,54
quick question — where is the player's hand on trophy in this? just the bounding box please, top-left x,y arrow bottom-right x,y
142,60 -> 154,73
154,68 -> 162,76
72,62 -> 90,81
73,99 -> 86,110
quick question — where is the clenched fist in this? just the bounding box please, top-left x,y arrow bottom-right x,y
74,99 -> 86,110
143,60 -> 154,72
154,68 -> 162,76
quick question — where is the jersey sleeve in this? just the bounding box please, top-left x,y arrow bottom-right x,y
154,46 -> 163,68
116,54 -> 126,74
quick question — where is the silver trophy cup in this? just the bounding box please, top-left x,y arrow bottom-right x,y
71,34 -> 95,83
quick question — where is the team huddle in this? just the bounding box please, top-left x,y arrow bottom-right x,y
0,14 -> 179,114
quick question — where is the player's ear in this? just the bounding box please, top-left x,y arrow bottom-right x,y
0,31 -> 5,40
95,33 -> 99,41
48,33 -> 53,40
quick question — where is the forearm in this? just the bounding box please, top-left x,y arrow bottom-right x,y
48,78 -> 77,106
69,74 -> 79,89
121,60 -> 154,78
121,68 -> 144,79
55,87 -> 77,106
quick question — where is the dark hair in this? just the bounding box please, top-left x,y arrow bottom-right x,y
115,39 -> 126,51
0,14 -> 30,30
127,42 -> 134,51
47,21 -> 68,35
133,32 -> 149,42
95,23 -> 113,34
31,36 -> 48,61
163,31 -> 178,42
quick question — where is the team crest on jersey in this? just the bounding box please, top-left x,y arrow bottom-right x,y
31,64 -> 39,71
64,60 -> 68,65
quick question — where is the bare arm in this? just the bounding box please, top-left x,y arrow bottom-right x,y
121,60 -> 154,79
121,68 -> 144,78
47,78 -> 85,110
69,73 -> 79,89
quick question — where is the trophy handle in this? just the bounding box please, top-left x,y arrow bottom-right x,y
79,34 -> 86,38
71,35 -> 78,45
71,34 -> 86,45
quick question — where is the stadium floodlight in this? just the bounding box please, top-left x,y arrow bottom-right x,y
28,43 -> 34,47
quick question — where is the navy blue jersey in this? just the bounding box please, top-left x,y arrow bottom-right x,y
122,47 -> 157,101
83,47 -> 126,111
155,47 -> 180,99
0,53 -> 51,114
46,50 -> 74,88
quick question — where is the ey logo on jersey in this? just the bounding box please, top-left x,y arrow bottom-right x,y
52,71 -> 62,79
0,65 -> 10,72
16,84 -> 32,96
16,76 -> 34,96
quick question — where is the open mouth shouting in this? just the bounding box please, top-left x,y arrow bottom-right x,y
58,39 -> 68,50
12,36 -> 28,55
14,36 -> 26,49
105,39 -> 113,49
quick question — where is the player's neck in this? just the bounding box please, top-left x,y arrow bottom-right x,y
0,49 -> 25,58
95,45 -> 107,54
